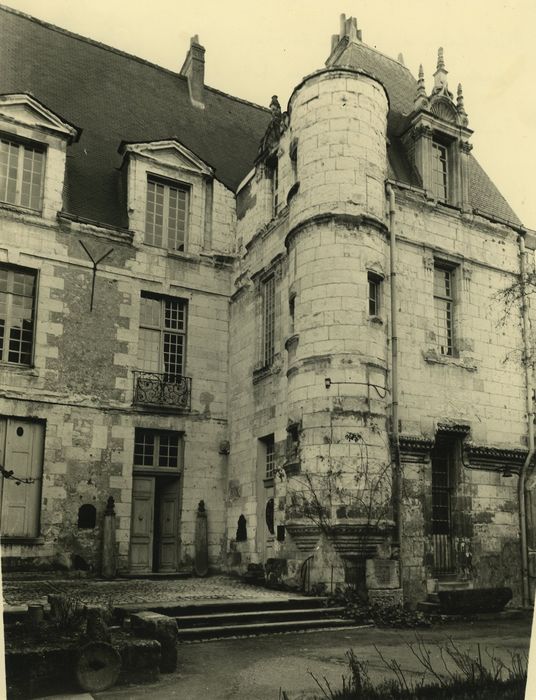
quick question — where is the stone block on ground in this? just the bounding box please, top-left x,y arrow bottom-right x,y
130,611 -> 178,673
308,534 -> 346,594
368,588 -> 404,609
85,606 -> 111,643
115,635 -> 161,684
366,559 -> 400,590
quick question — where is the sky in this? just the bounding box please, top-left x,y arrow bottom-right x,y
3,0 -> 536,229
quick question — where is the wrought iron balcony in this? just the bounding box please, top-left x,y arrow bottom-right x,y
133,371 -> 191,410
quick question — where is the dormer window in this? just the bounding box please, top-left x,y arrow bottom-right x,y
120,139 -> 215,255
0,95 -> 80,219
431,141 -> 448,202
145,176 -> 189,252
0,136 -> 45,212
405,51 -> 472,212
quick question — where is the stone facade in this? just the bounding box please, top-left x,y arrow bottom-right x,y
1,8 -> 534,607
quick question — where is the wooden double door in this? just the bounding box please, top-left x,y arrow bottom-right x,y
130,474 -> 181,573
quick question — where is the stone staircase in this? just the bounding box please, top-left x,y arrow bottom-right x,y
118,596 -> 357,641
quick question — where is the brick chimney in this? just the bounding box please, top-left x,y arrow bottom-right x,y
180,35 -> 205,109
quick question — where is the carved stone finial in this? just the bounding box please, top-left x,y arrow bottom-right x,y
457,83 -> 469,125
414,63 -> 429,110
432,47 -> 453,100
437,47 -> 445,71
398,52 -> 405,65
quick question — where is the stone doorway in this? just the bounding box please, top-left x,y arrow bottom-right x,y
130,474 -> 181,573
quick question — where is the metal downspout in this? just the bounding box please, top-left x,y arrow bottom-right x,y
386,183 -> 401,571
518,233 -> 534,607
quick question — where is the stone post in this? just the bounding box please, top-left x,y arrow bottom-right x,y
101,496 -> 117,579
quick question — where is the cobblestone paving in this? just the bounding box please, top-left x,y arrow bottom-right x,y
2,575 -> 296,607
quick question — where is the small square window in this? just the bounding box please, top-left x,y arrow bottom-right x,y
134,429 -> 182,470
368,272 -> 382,316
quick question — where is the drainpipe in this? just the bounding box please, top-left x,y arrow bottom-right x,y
386,183 -> 401,574
518,233 -> 534,607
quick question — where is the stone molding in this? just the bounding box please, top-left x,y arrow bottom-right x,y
464,444 -> 527,471
285,212 -> 388,250
399,435 -> 434,463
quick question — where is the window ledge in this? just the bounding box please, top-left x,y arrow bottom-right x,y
166,249 -> 200,263
283,460 -> 301,477
423,349 -> 478,372
131,403 -> 192,415
263,476 -> 275,487
0,201 -> 43,218
252,364 -> 274,384
253,354 -> 283,384
1,536 -> 45,545
0,363 -> 38,376
368,315 -> 384,325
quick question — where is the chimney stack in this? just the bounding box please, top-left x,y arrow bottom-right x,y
180,35 -> 205,109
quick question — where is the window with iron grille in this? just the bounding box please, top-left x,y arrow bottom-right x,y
434,265 -> 454,356
145,176 -> 189,251
262,276 -> 276,366
367,272 -> 382,316
0,265 -> 36,366
431,141 -> 448,202
134,429 -> 182,470
138,293 -> 187,377
0,137 -> 45,211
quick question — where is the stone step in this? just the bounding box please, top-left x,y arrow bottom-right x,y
417,601 -> 439,613
177,606 -> 347,628
436,580 -> 473,591
177,617 -> 357,640
116,596 -> 331,619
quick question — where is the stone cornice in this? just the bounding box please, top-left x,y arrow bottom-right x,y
464,444 -> 527,470
289,65 -> 390,114
399,435 -> 434,463
285,212 -> 388,250
436,422 -> 471,436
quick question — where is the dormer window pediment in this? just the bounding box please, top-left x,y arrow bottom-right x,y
119,139 -> 214,178
430,97 -> 458,125
0,94 -> 81,144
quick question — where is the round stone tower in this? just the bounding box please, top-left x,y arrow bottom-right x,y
283,67 -> 394,565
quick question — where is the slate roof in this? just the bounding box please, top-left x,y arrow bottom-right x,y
0,5 -> 522,228
0,5 -> 270,228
